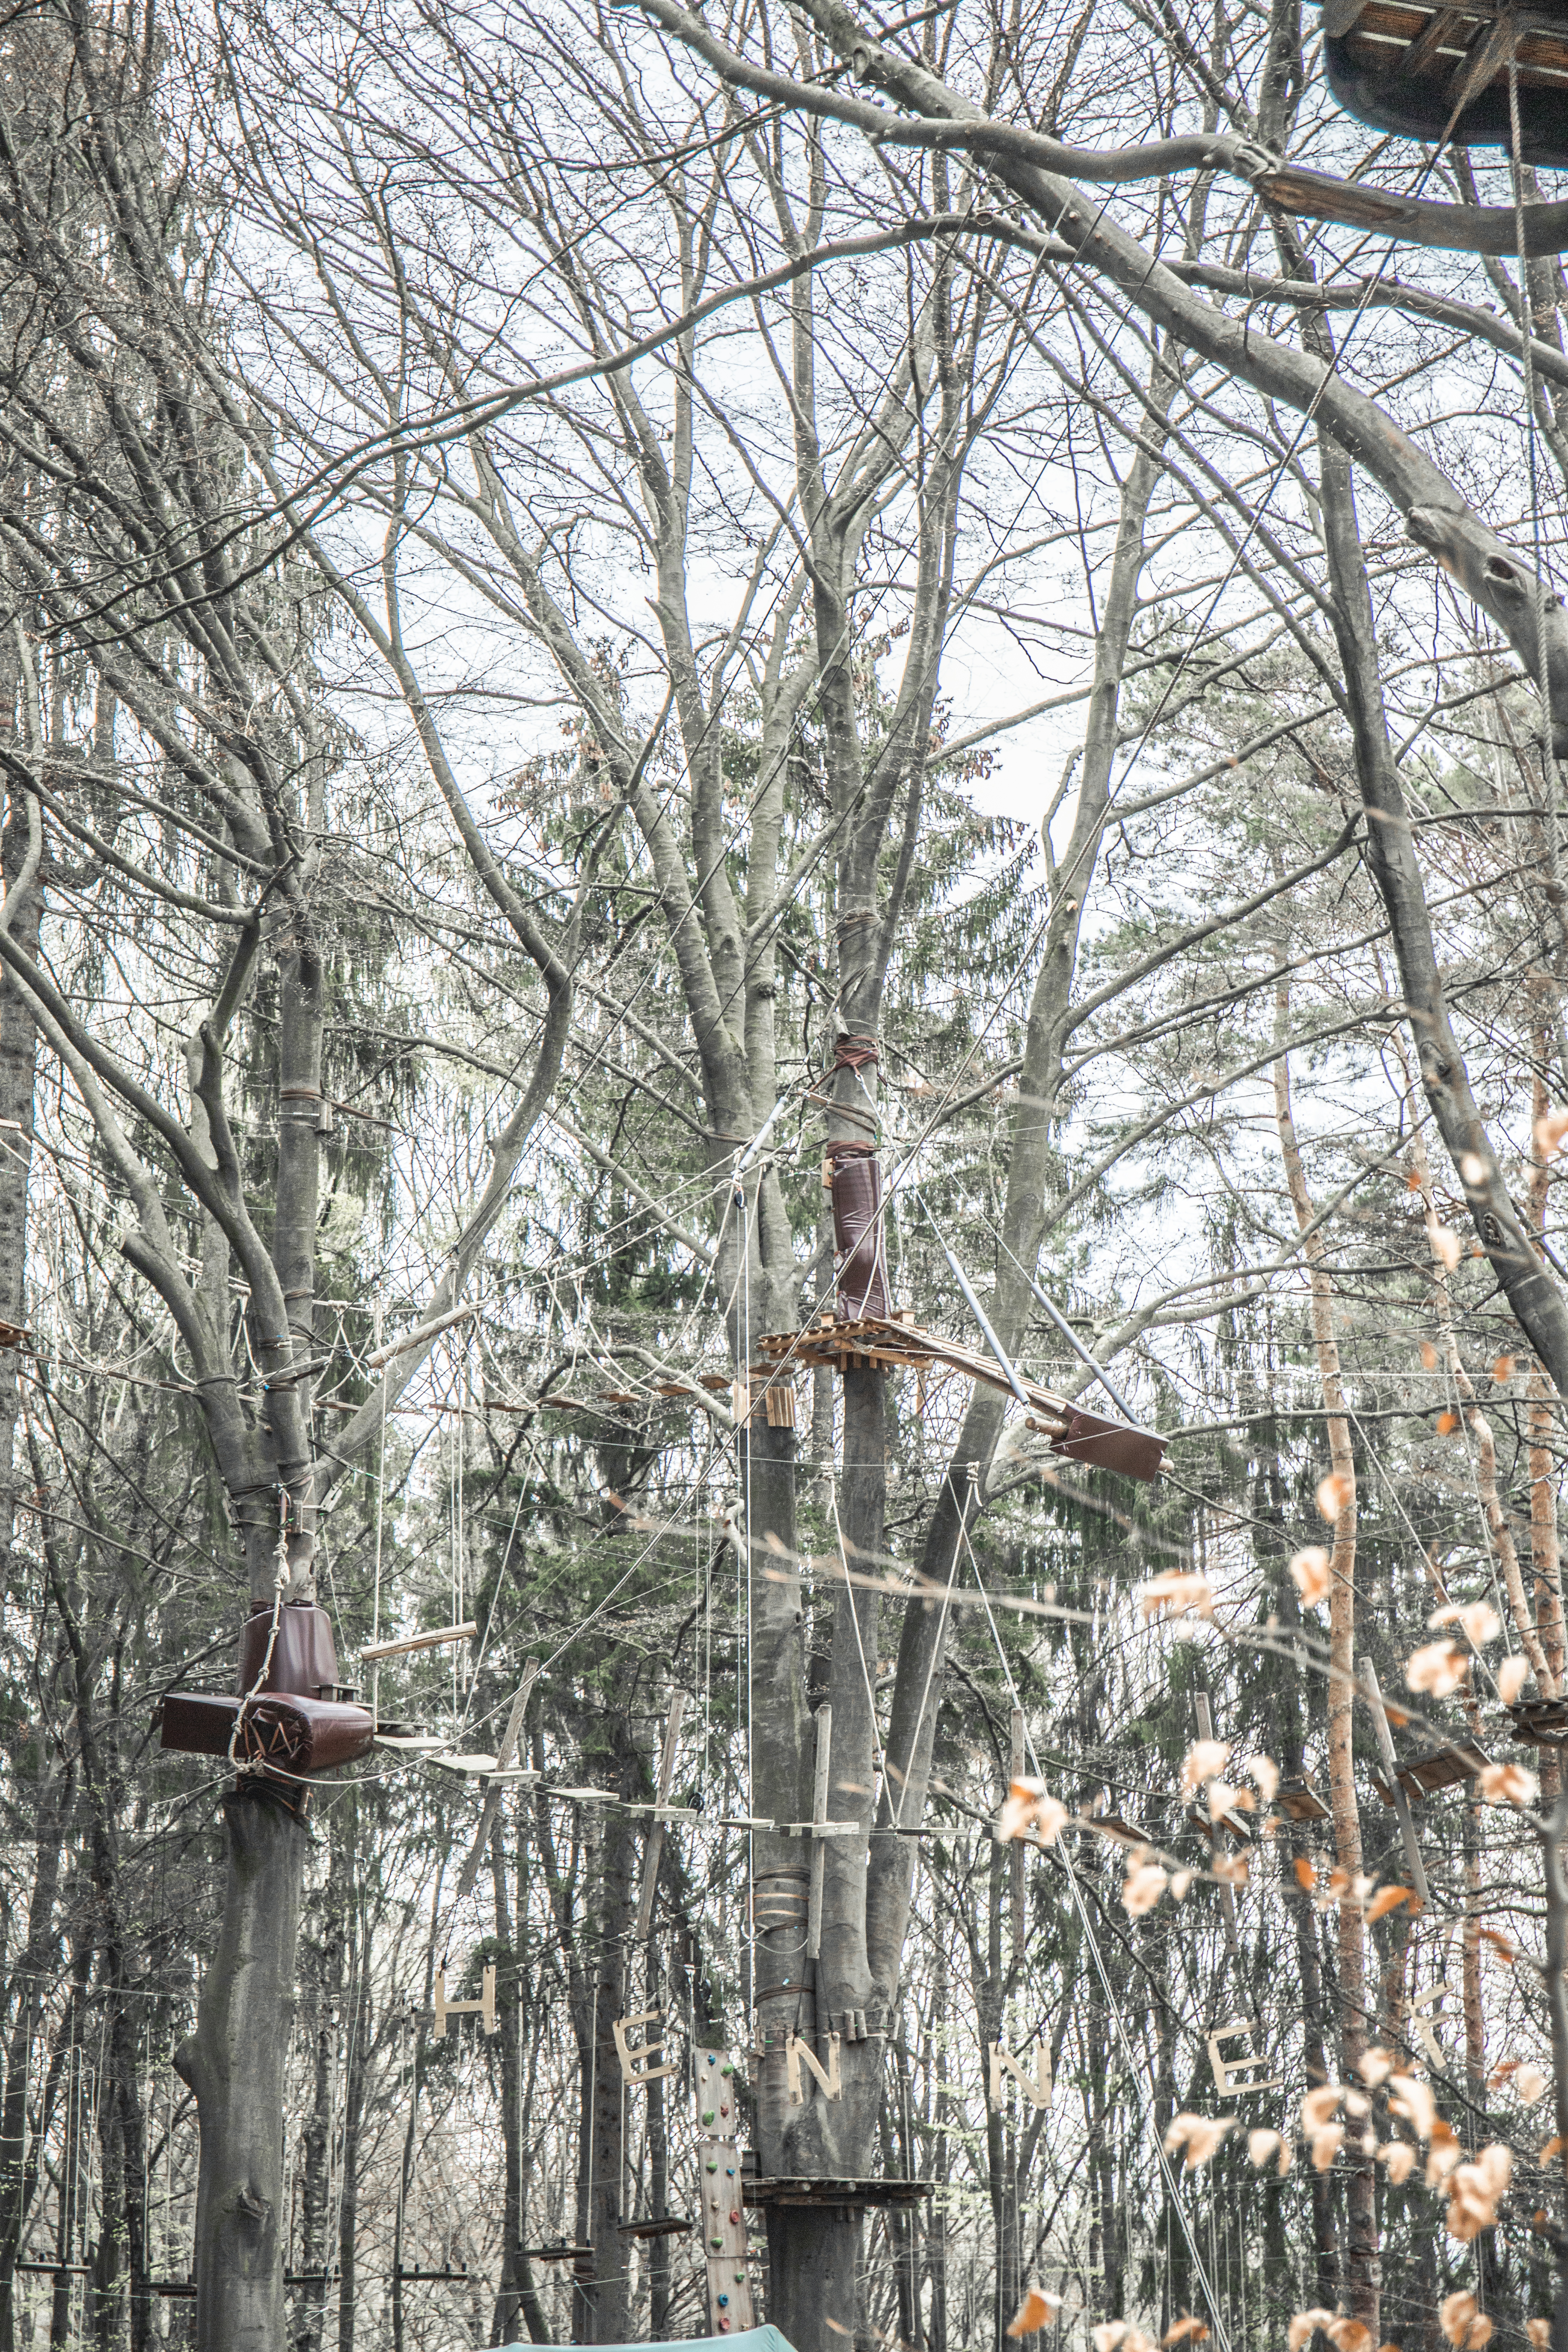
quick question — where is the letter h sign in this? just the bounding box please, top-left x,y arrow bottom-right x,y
434,1965 -> 497,2039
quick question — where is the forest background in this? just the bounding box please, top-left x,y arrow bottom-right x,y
0,0 -> 1565,2346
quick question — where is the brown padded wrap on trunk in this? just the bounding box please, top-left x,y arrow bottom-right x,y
829,1147 -> 891,1321
237,1600 -> 341,1698
160,1689 -> 376,1775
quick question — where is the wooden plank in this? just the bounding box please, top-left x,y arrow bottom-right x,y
361,1621 -> 477,1663
1009,1709 -> 1025,1960
455,1661 -> 538,1902
807,1705 -> 831,1960
1400,5 -> 1472,68
634,1689 -> 688,1940
1447,4 -> 1523,107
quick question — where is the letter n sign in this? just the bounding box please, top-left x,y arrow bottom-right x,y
989,2041 -> 1052,2110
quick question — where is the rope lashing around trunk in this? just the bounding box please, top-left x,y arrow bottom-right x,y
831,1031 -> 879,1072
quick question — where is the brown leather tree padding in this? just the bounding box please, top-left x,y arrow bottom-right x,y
237,1600 -> 341,1698
1050,1407 -> 1166,1484
829,1145 -> 891,1321
161,1690 -> 376,1774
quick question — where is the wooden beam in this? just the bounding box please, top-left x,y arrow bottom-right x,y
361,1621 -> 476,1663
1009,1708 -> 1026,1961
807,1704 -> 831,1960
1447,5 -> 1520,110
455,1661 -> 539,1902
634,1689 -> 688,1940
1362,1660 -> 1434,1910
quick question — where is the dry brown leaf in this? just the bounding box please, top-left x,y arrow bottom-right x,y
1161,2318 -> 1208,2346
1439,2293 -> 1485,2350
1431,1224 -> 1463,1273
1291,1546 -> 1332,1606
1516,2064 -> 1548,2106
1170,1870 -> 1193,1900
1378,2142 -> 1415,2185
997,1778 -> 1046,1842
1539,2135 -> 1566,2163
1137,1573 -> 1214,1622
1388,2075 -> 1437,2139
1302,2086 -> 1343,2132
1294,1856 -> 1317,1893
1437,1410 -> 1461,1437
1493,1355 -> 1516,1381
1091,2329 -> 1127,2352
1212,1851 -> 1249,1885
1180,1739 -> 1230,1795
1310,2124 -> 1345,2171
1479,1761 -> 1538,1808
1426,1600 -> 1499,1646
1006,2286 -> 1059,2337
1419,1336 -> 1438,1365
1163,2113 -> 1233,2170
997,1778 -> 1070,1845
1358,2047 -> 1394,2087
1527,2323 -> 1550,2349
1366,1885 -> 1413,1924
1499,1655 -> 1531,1706
1240,1753 -> 1280,1802
1288,2314 -> 1336,2352
1326,2323 -> 1372,2352
1406,1640 -> 1467,1697
1317,1471 -> 1354,1521
1535,1105 -> 1568,1159
1479,1927 -> 1517,1965
1122,1860 -> 1168,1919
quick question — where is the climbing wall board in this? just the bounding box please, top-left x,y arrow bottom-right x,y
694,2049 -> 755,2336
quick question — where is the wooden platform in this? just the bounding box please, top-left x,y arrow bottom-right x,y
741,2177 -> 933,2209
1371,1738 -> 1489,1805
755,1316 -> 1166,1483
1507,1695 -> 1568,1745
1318,0 -> 1568,164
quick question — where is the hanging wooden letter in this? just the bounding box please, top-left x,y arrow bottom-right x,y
988,2041 -> 1052,2110
1206,2017 -> 1281,2097
1411,1986 -> 1449,2075
785,2030 -> 842,2105
614,2008 -> 678,2084
433,1963 -> 497,2040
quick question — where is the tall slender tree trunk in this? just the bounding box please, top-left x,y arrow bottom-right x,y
1274,1039 -> 1377,2336
0,628 -> 35,1602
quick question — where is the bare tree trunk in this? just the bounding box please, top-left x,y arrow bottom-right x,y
1274,1040 -> 1377,2336
0,1754 -> 71,2352
174,1795 -> 307,2352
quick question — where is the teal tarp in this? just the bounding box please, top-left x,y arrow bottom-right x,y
501,2332 -> 798,2352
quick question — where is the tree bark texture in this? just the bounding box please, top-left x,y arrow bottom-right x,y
174,1792 -> 308,2352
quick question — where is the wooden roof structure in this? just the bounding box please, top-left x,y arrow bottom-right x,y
1318,0 -> 1568,165
756,1313 -> 1168,1483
